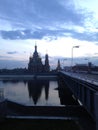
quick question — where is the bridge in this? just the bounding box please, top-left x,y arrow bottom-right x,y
58,71 -> 98,130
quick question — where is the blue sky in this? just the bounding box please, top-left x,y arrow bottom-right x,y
0,0 -> 98,69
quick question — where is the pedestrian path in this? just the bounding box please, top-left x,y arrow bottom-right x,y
62,71 -> 98,86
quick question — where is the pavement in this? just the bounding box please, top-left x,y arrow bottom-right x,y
62,71 -> 98,86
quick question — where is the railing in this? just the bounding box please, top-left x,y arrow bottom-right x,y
59,72 -> 98,130
0,87 -> 4,102
0,87 -> 6,120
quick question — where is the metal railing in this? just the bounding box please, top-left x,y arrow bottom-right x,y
59,72 -> 98,130
0,87 -> 4,102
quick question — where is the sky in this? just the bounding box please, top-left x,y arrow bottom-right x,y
0,0 -> 98,69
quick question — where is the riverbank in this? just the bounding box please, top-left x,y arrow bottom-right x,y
0,75 -> 57,80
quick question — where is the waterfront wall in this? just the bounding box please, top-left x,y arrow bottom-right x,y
0,74 -> 58,80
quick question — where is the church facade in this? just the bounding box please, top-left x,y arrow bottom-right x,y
28,45 -> 50,73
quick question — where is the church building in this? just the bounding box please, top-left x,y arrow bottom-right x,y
28,45 -> 50,73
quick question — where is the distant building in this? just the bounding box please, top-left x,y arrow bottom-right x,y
28,45 -> 50,73
73,62 -> 93,73
56,59 -> 62,71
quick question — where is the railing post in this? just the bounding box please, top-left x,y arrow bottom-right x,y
0,88 -> 7,121
94,92 -> 98,130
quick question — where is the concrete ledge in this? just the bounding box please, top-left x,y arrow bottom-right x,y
0,75 -> 57,80
6,115 -> 78,120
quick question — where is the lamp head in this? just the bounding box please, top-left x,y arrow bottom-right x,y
73,46 -> 79,48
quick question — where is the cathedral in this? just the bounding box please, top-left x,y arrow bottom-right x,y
28,45 -> 50,73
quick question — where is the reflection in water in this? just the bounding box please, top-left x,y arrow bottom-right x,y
44,81 -> 49,100
1,80 -> 58,106
0,79 -> 78,106
27,80 -> 49,105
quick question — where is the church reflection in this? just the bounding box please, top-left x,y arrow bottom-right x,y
27,80 -> 49,105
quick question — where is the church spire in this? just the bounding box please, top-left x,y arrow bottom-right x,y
35,42 -> 37,52
33,43 -> 38,58
56,59 -> 61,71
44,53 -> 50,72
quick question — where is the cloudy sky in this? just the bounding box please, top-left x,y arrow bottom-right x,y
0,0 -> 98,69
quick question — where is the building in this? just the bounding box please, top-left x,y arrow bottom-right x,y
28,45 -> 50,73
73,62 -> 93,73
56,59 -> 62,71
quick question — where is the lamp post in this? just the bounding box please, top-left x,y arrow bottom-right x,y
71,46 -> 79,71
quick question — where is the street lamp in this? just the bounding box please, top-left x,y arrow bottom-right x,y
71,46 -> 80,71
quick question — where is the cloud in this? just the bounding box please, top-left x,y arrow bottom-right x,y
7,51 -> 18,54
71,31 -> 98,42
0,29 -> 45,40
1,27 -> 98,42
0,0 -> 87,29
0,0 -> 96,43
32,0 -> 85,25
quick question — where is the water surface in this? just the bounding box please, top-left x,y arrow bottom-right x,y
0,80 -> 61,106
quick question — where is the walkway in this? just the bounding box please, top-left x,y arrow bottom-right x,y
62,71 -> 98,86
